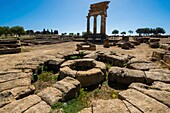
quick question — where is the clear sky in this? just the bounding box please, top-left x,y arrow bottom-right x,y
0,0 -> 170,35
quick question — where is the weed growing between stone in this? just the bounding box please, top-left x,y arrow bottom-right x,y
52,82 -> 119,113
33,71 -> 59,93
52,88 -> 87,113
38,71 -> 58,82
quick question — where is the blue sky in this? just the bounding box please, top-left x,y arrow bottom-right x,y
0,0 -> 170,35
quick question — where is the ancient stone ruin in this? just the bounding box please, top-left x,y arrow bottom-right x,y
0,39 -> 21,54
0,1 -> 170,113
84,1 -> 110,42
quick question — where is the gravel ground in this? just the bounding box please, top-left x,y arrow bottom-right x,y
0,41 -> 162,71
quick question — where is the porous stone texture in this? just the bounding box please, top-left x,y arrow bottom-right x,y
149,42 -> 160,48
44,58 -> 65,73
163,52 -> 170,64
0,71 -> 34,108
119,89 -> 170,113
59,66 -> 77,79
152,50 -> 166,60
24,101 -> 51,113
53,77 -> 80,101
109,66 -> 170,85
129,83 -> 170,107
127,58 -> 159,71
160,44 -> 170,50
145,71 -> 170,84
76,68 -> 104,87
38,77 -> 80,105
152,81 -> 170,92
79,99 -> 129,113
0,47 -> 21,54
98,51 -> 132,67
121,42 -> 134,50
108,67 -> 145,85
37,87 -> 62,106
0,77 -> 31,92
123,100 -> 142,113
149,69 -> 170,74
59,59 -> 106,87
83,51 -> 98,59
15,55 -> 57,70
0,95 -> 47,113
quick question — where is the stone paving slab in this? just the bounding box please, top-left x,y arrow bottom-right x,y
38,77 -> 80,105
119,89 -> 170,113
129,82 -> 170,107
123,100 -> 142,113
24,101 -> 51,113
79,99 -> 130,113
0,85 -> 35,107
37,87 -> 62,106
152,81 -> 170,92
145,71 -> 170,84
0,77 -> 31,92
0,72 -> 31,83
53,77 -> 80,101
108,67 -> 145,85
0,95 -> 42,113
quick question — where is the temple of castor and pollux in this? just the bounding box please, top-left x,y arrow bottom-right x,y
0,1 -> 170,113
83,1 -> 110,42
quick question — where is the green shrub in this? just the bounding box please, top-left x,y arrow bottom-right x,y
38,71 -> 58,82
52,88 -> 87,113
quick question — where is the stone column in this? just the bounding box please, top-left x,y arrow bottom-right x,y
100,15 -> 105,34
103,16 -> 106,34
93,15 -> 97,34
87,16 -> 90,34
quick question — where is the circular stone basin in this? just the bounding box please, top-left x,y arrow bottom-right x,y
59,59 -> 106,87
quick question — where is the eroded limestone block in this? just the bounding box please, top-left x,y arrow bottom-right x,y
0,95 -> 41,113
145,71 -> 170,84
108,67 -> 145,85
24,101 -> 51,113
37,87 -> 62,106
53,77 -> 80,101
129,83 -> 170,107
79,99 -> 129,113
119,89 -> 170,113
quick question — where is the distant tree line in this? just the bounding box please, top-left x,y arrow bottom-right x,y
0,26 -> 25,37
0,26 -> 60,38
112,27 -> 166,36
136,27 -> 165,36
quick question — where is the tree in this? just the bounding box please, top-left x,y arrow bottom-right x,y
42,28 -> 47,34
0,27 -> 4,36
35,31 -> 41,34
121,31 -> 126,36
77,33 -> 80,36
3,26 -> 10,38
136,27 -> 166,36
10,26 -> 25,37
112,29 -> 119,35
54,30 -> 58,35
69,33 -> 74,36
136,28 -> 142,36
82,31 -> 92,35
51,29 -> 53,34
61,33 -> 67,36
46,29 -> 50,34
128,30 -> 133,35
26,30 -> 34,36
154,27 -> 166,35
